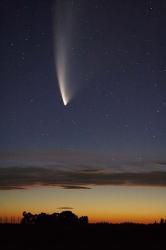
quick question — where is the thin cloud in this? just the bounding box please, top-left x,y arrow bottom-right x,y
57,207 -> 74,210
0,167 -> 166,190
78,168 -> 103,173
154,161 -> 166,166
1,150 -> 166,173
0,186 -> 25,190
61,185 -> 91,189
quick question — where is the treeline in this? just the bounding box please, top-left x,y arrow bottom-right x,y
21,210 -> 88,225
0,217 -> 20,224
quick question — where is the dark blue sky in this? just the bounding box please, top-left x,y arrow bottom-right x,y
1,0 -> 166,161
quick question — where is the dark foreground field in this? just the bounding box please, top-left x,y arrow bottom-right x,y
0,223 -> 165,250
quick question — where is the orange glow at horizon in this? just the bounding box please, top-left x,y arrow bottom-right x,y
0,185 -> 165,224
0,212 -> 164,225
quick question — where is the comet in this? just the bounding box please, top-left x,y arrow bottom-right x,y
56,46 -> 70,106
54,0 -> 77,106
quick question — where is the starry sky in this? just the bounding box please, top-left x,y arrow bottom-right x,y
0,0 -> 166,223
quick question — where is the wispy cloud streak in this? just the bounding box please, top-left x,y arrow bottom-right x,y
0,167 -> 165,190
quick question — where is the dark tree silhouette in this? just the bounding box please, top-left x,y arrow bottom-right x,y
21,210 -> 88,226
58,211 -> 78,225
21,211 -> 36,224
79,216 -> 88,224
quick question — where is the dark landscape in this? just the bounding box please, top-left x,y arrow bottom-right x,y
1,223 -> 166,250
0,211 -> 166,250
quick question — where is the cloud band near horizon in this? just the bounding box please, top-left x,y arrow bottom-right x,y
0,167 -> 166,190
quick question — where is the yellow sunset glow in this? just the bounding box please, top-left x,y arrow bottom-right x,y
0,185 -> 165,223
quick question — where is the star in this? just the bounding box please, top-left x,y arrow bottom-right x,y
41,132 -> 49,137
10,42 -> 15,47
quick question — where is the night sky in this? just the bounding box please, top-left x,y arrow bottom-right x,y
0,0 -> 166,223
